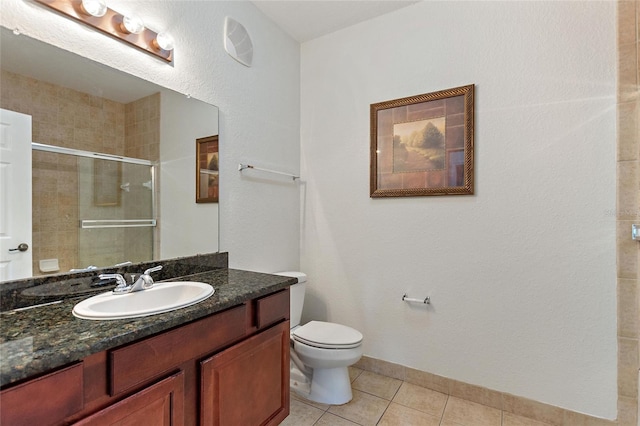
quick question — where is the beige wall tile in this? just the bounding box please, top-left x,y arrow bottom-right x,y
617,161 -> 639,220
562,409 -> 617,426
0,69 -> 146,274
371,358 -> 406,381
637,0 -> 640,42
619,42 -> 639,103
450,379 -> 503,410
617,396 -> 638,426
502,393 -> 564,426
503,411 -> 553,426
618,278 -> 639,338
617,220 -> 638,279
618,101 -> 639,161
404,367 -> 451,394
616,1 -> 640,418
618,337 -> 639,398
354,355 -> 376,371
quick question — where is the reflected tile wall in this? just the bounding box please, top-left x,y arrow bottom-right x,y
0,70 -> 159,275
0,70 -> 126,274
617,1 -> 639,425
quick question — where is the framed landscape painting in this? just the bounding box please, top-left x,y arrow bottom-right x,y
196,135 -> 219,203
370,84 -> 474,197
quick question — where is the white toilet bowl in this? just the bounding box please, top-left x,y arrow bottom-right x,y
275,272 -> 364,405
291,321 -> 363,405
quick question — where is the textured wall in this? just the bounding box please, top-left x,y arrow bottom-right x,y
300,1 -> 617,418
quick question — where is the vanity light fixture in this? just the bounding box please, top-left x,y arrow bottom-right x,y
121,14 -> 144,35
154,32 -> 175,52
81,0 -> 106,17
33,0 -> 173,63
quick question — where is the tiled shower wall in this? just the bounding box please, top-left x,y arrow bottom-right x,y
0,70 -> 126,273
123,93 -> 161,262
0,70 -> 159,274
617,1 -> 640,425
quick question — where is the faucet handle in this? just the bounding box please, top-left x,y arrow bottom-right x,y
99,274 -> 127,291
143,265 -> 162,276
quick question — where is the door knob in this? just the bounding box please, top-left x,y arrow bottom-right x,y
8,243 -> 28,252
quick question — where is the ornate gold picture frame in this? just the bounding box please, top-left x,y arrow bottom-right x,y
370,84 -> 474,197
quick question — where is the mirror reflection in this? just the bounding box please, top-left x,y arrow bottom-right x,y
0,28 -> 219,281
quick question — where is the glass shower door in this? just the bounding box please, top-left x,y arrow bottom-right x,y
77,157 -> 155,268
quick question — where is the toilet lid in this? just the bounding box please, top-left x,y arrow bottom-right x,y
292,321 -> 363,349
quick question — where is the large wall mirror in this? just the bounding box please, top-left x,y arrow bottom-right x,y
0,27 -> 219,281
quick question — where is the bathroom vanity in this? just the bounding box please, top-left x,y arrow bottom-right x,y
0,264 -> 293,426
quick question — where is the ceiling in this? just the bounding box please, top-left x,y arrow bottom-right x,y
251,1 -> 420,43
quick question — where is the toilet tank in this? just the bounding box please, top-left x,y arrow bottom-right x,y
275,271 -> 307,328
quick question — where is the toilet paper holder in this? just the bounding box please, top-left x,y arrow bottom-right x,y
402,293 -> 430,304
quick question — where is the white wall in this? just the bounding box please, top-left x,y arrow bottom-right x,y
0,0 -> 301,273
300,1 -> 617,419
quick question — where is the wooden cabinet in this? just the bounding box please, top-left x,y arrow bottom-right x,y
74,372 -> 184,426
201,320 -> 290,426
0,363 -> 83,426
109,305 -> 246,396
0,288 -> 290,426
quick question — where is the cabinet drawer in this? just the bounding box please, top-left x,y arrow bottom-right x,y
255,288 -> 290,329
110,305 -> 246,396
0,363 -> 83,426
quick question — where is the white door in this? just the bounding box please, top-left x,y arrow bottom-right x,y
0,109 -> 32,280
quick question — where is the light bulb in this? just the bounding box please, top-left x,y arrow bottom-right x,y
81,0 -> 107,17
154,32 -> 174,51
121,14 -> 144,34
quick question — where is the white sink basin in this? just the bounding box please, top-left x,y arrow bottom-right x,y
72,281 -> 214,320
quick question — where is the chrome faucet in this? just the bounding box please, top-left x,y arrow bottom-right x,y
99,265 -> 163,295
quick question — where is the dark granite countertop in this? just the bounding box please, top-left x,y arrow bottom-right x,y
0,269 -> 295,387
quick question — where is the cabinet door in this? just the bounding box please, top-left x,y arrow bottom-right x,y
75,371 -> 184,426
0,363 -> 83,426
201,321 -> 290,426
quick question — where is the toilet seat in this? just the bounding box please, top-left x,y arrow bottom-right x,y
292,320 -> 363,349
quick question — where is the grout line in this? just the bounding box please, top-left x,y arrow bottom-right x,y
439,395 -> 451,426
374,398 -> 393,425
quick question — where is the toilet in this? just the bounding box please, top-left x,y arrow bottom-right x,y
276,272 -> 363,405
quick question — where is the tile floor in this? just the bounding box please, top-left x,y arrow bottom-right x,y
282,368 -> 552,426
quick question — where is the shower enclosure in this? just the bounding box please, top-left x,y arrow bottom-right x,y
32,143 -> 156,274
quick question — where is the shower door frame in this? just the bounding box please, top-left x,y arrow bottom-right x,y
31,142 -> 157,267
